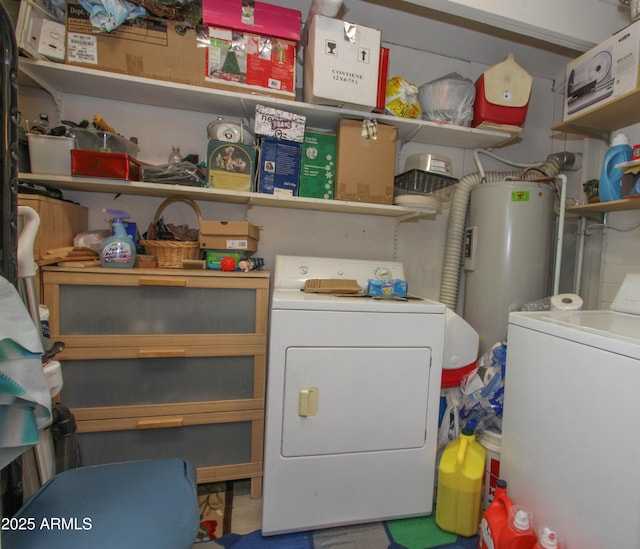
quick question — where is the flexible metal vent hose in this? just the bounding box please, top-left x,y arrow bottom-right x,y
438,152 -> 574,310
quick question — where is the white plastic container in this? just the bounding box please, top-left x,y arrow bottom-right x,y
27,134 -> 76,175
478,429 -> 501,511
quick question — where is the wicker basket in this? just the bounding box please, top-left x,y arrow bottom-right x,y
140,195 -> 201,268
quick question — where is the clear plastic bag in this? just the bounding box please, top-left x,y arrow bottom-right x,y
418,72 -> 475,127
458,342 -> 506,433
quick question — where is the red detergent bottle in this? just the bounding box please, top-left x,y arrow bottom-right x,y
498,505 -> 537,549
478,478 -> 511,549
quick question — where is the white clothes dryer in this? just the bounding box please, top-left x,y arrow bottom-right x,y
262,255 -> 446,535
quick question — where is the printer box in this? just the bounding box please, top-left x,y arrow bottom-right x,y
564,19 -> 640,121
257,138 -> 301,196
299,130 -> 336,199
207,141 -> 258,192
335,119 -> 396,204
304,14 -> 381,111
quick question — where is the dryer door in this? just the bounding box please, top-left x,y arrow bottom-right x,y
281,346 -> 432,457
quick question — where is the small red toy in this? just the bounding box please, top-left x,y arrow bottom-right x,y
220,256 -> 236,272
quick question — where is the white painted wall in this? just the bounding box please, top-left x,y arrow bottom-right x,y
403,0 -> 629,52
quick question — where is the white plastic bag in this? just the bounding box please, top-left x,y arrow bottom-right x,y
418,72 -> 475,127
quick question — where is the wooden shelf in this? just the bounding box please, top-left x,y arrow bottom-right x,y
566,198 -> 640,214
18,58 -> 514,150
552,88 -> 640,138
19,173 -> 435,217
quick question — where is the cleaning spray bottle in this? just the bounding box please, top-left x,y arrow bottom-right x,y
100,209 -> 136,268
598,132 -> 632,202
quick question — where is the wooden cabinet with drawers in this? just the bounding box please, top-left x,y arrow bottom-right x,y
42,266 -> 269,497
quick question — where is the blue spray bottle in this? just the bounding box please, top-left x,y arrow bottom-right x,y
100,209 -> 136,268
598,133 -> 632,202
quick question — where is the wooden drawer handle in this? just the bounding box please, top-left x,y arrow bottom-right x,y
137,417 -> 184,429
138,277 -> 187,287
138,349 -> 187,358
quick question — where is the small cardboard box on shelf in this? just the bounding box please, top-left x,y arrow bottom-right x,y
199,221 -> 260,252
334,119 -> 396,205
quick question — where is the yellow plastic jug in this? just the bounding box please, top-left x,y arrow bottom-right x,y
435,428 -> 486,536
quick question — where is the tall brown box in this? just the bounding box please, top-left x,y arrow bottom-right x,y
18,194 -> 89,260
18,194 -> 88,301
334,119 -> 397,204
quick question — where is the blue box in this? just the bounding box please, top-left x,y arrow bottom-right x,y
367,279 -> 408,298
257,138 -> 300,196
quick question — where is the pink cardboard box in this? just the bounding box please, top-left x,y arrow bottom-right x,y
202,0 -> 301,42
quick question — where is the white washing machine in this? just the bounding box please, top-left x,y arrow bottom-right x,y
262,255 -> 446,535
501,273 -> 640,549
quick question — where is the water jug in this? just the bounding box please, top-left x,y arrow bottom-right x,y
479,478 -> 510,549
598,132 -> 632,202
435,428 -> 486,537
498,505 -> 537,549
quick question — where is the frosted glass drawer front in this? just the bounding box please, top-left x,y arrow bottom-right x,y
61,356 -> 255,408
77,422 -> 252,468
58,285 -> 256,335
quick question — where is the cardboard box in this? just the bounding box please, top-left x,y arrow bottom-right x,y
335,119 -> 396,205
254,104 -> 306,143
202,0 -> 301,42
257,138 -> 301,196
18,193 -> 88,261
65,2 -> 294,100
564,19 -> 640,121
199,221 -> 260,252
205,27 -> 296,99
304,15 -> 381,111
299,130 -> 336,199
207,141 -> 258,192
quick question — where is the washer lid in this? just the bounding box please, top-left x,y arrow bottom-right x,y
272,288 -> 445,313
508,310 -> 640,359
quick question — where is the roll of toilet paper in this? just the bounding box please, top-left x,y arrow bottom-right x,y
550,293 -> 583,311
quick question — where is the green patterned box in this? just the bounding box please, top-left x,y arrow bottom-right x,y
299,130 -> 336,199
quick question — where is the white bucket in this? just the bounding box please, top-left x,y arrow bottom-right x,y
478,429 -> 501,511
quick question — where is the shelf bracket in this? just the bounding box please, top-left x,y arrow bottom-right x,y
19,63 -> 64,123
